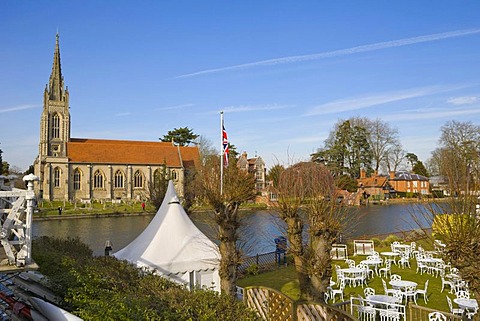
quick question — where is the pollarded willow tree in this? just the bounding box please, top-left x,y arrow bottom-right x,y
196,155 -> 256,297
272,161 -> 348,303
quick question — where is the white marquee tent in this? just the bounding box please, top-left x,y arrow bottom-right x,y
113,181 -> 221,292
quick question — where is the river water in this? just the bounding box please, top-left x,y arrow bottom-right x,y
32,203 -> 434,256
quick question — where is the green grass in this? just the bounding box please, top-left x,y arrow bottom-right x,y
35,200 -> 155,217
238,242 -> 456,314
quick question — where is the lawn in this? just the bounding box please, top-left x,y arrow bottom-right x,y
35,199 -> 155,217
238,240 -> 456,315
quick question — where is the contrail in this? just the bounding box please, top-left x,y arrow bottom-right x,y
0,104 -> 39,113
175,28 -> 480,79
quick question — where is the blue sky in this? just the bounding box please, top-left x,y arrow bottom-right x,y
1,1 -> 480,171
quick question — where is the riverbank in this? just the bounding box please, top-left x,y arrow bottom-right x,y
33,211 -> 153,221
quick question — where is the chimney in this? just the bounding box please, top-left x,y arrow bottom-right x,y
389,171 -> 395,179
374,170 -> 378,177
360,169 -> 366,179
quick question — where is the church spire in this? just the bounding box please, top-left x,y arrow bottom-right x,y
47,32 -> 67,101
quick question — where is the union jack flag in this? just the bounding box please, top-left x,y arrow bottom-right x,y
222,125 -> 229,167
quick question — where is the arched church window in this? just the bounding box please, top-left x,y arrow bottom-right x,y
52,113 -> 60,139
171,170 -> 177,181
134,170 -> 143,188
114,170 -> 124,189
94,170 -> 104,189
73,169 -> 81,190
54,167 -> 61,187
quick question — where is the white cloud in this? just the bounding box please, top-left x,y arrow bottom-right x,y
383,106 -> 480,122
305,85 -> 462,116
219,104 -> 289,114
447,96 -> 479,105
154,103 -> 195,111
0,104 -> 40,113
175,28 -> 480,79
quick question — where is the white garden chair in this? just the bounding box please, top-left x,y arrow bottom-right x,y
382,278 -> 396,296
329,278 -> 345,303
440,271 -> 453,293
379,261 -> 391,278
447,296 -> 464,316
364,287 -> 375,297
415,279 -> 429,304
357,296 -> 376,321
398,253 -> 410,269
403,285 -> 417,303
428,311 -> 446,321
390,274 -> 401,281
455,290 -> 470,299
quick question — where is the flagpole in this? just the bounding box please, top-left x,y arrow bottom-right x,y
220,111 -> 224,195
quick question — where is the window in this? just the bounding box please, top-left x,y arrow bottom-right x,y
73,169 -> 81,190
114,170 -> 124,188
52,113 -> 60,139
94,170 -> 104,189
134,170 -> 143,188
54,167 -> 61,187
171,170 -> 177,180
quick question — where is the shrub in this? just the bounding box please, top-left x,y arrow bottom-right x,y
382,234 -> 401,246
245,264 -> 259,276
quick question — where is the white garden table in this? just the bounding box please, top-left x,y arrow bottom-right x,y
454,298 -> 478,311
360,258 -> 382,275
389,280 -> 417,291
381,251 -> 400,265
366,294 -> 398,306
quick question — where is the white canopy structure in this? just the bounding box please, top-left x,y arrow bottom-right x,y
113,181 -> 220,292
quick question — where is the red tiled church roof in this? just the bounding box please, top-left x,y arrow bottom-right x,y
67,138 -> 199,168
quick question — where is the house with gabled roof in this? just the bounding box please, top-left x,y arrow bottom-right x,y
388,171 -> 430,195
34,34 -> 199,202
237,152 -> 266,192
357,169 -> 391,201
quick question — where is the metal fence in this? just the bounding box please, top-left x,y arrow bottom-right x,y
238,251 -> 283,273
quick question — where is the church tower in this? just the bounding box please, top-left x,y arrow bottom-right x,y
36,33 -> 70,200
39,33 -> 70,159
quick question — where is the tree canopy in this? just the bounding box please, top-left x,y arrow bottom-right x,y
160,127 -> 199,146
311,119 -> 372,178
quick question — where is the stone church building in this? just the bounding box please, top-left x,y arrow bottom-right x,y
34,35 -> 199,202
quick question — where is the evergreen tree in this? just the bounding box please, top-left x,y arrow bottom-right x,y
160,127 -> 199,146
312,119 -> 372,178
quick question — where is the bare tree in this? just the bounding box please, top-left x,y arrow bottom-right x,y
365,118 -> 401,173
429,120 -> 480,195
194,135 -> 218,165
196,155 -> 256,296
383,142 -> 406,173
272,161 -> 348,303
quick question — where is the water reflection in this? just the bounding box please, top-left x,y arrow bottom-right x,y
32,203 -> 434,257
